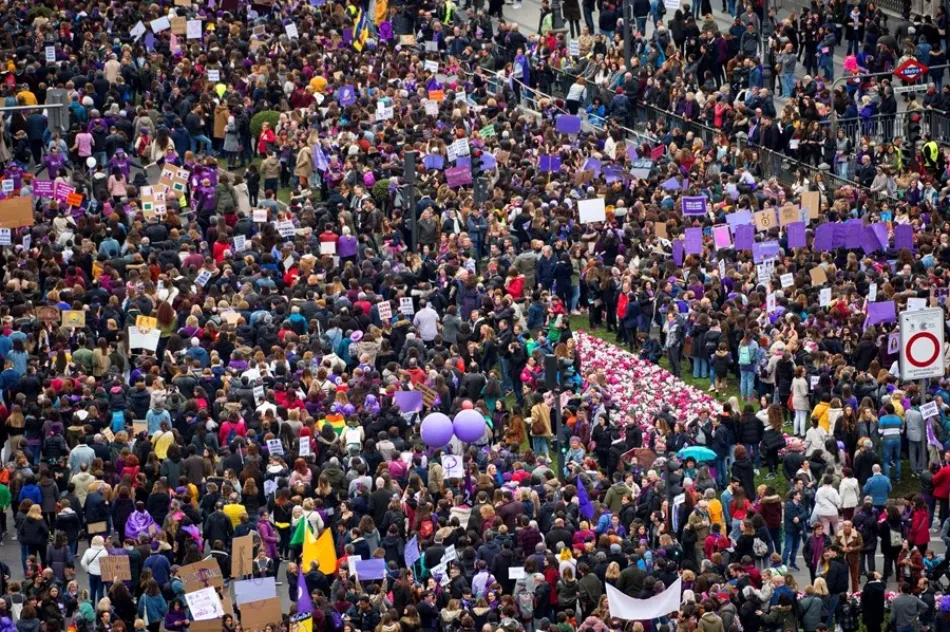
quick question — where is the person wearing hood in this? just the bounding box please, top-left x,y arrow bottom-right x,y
80,535 -> 107,603
55,499 -> 82,554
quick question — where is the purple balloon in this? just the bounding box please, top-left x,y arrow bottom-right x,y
453,409 -> 487,443
421,413 -> 454,448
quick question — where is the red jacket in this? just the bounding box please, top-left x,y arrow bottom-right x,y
909,507 -> 931,545
934,465 -> 950,499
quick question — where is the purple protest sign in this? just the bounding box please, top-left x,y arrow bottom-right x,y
353,559 -> 387,580
626,145 -> 638,160
392,391 -> 424,413
423,154 -> 444,170
603,167 -> 623,184
870,222 -> 888,250
752,240 -> 780,263
895,224 -> 914,250
338,85 -> 356,106
445,166 -> 472,188
832,223 -> 849,249
378,21 -> 392,40
861,228 -> 880,255
482,154 -> 497,170
726,210 -> 753,230
734,225 -> 754,251
456,156 -> 471,170
661,177 -> 680,191
583,158 -> 602,175
145,32 -> 155,52
555,114 -> 581,134
845,219 -> 864,250
672,240 -> 684,266
814,223 -> 834,251
539,155 -> 561,172
685,228 -> 703,255
342,28 -> 353,45
867,300 -> 897,325
54,182 -> 74,203
712,225 -> 732,250
787,222 -> 806,249
681,196 -> 707,216
33,180 -> 54,198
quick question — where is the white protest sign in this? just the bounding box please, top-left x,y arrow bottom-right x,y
150,17 -> 171,32
299,439 -> 312,457
378,301 -> 392,321
819,288 -> 832,307
766,293 -> 777,313
253,209 -> 267,222
399,297 -> 414,316
441,545 -> 458,563
233,235 -> 247,252
780,273 -> 794,288
276,220 -> 296,238
868,282 -> 877,302
907,297 -> 928,312
184,587 -> 224,621
195,269 -> 213,287
320,241 -> 336,255
45,46 -> 55,63
0,229 -> 10,246
922,401 -> 940,418
442,454 -> 464,478
606,579 -> 682,621
129,327 -> 161,352
424,100 -> 438,116
253,385 -> 265,404
285,23 -> 299,39
267,439 -> 284,456
423,60 -> 439,73
208,69 -> 220,83
888,332 -> 900,355
809,375 -> 819,390
568,40 -> 580,56
131,21 -> 147,40
186,20 -> 203,39
578,198 -> 606,224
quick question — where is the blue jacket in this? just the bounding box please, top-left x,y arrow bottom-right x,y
137,593 -> 168,624
17,484 -> 41,506
863,474 -> 892,506
143,552 -> 171,586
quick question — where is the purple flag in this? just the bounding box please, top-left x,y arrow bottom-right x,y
862,226 -> 882,255
603,166 -> 623,183
576,475 -> 595,520
297,566 -> 314,613
555,114 -> 581,134
685,228 -> 703,255
145,32 -> 155,52
456,156 -> 471,169
661,177 -> 681,191
735,225 -> 754,251
895,224 -> 914,250
423,154 -> 444,170
626,145 -> 639,160
787,221 -> 806,249
672,240 -> 684,266
378,21 -> 393,40
726,210 -> 753,230
312,145 -> 329,172
481,154 -> 497,170
681,196 -> 706,216
867,300 -> 897,325
583,157 -> 602,175
814,223 -> 834,251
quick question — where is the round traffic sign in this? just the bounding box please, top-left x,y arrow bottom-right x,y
906,331 -> 940,367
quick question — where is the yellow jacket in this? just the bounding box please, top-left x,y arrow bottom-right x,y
223,502 -> 247,527
811,401 -> 830,432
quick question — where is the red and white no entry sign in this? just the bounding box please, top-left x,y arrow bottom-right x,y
900,308 -> 946,381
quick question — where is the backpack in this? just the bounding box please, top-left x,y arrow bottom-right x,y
753,537 -> 769,557
224,423 -> 237,445
326,609 -> 344,632
516,590 -> 535,620
531,416 -> 546,435
738,345 -> 752,366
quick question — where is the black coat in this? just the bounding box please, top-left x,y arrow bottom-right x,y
732,457 -> 756,497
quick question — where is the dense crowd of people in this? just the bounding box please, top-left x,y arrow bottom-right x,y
1,2 -> 950,632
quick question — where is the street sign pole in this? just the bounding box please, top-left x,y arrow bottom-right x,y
404,151 -> 418,252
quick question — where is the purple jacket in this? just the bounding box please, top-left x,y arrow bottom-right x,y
337,234 -> 358,258
257,519 -> 279,558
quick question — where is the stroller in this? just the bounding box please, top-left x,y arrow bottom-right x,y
926,555 -> 950,591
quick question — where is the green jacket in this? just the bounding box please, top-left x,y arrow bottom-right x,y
0,484 -> 11,511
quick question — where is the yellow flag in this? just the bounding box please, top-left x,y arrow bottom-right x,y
303,528 -> 337,574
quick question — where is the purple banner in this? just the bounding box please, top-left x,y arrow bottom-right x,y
583,157 -> 602,175
685,228 -> 703,255
895,224 -> 914,250
445,166 -> 472,188
734,224 -> 754,251
832,223 -> 849,249
603,166 -> 623,184
54,181 -> 74,203
869,222 -> 888,250
787,221 -> 806,249
555,114 -> 581,134
867,300 -> 897,325
682,196 -> 707,216
845,219 -> 864,249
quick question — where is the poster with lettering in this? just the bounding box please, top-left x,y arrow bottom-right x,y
681,196 -> 706,216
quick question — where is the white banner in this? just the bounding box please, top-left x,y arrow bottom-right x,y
606,578 -> 682,620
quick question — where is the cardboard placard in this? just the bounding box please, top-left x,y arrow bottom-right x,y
753,209 -> 777,232
170,17 -> 187,35
61,310 -> 86,328
655,222 -> 668,240
180,559 -> 225,592
36,306 -> 60,322
801,191 -> 820,219
0,196 -> 34,229
231,535 -> 254,578
778,205 -> 800,227
809,266 -> 828,286
88,521 -> 108,534
132,421 -> 148,436
237,597 -> 282,631
100,555 -> 132,582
